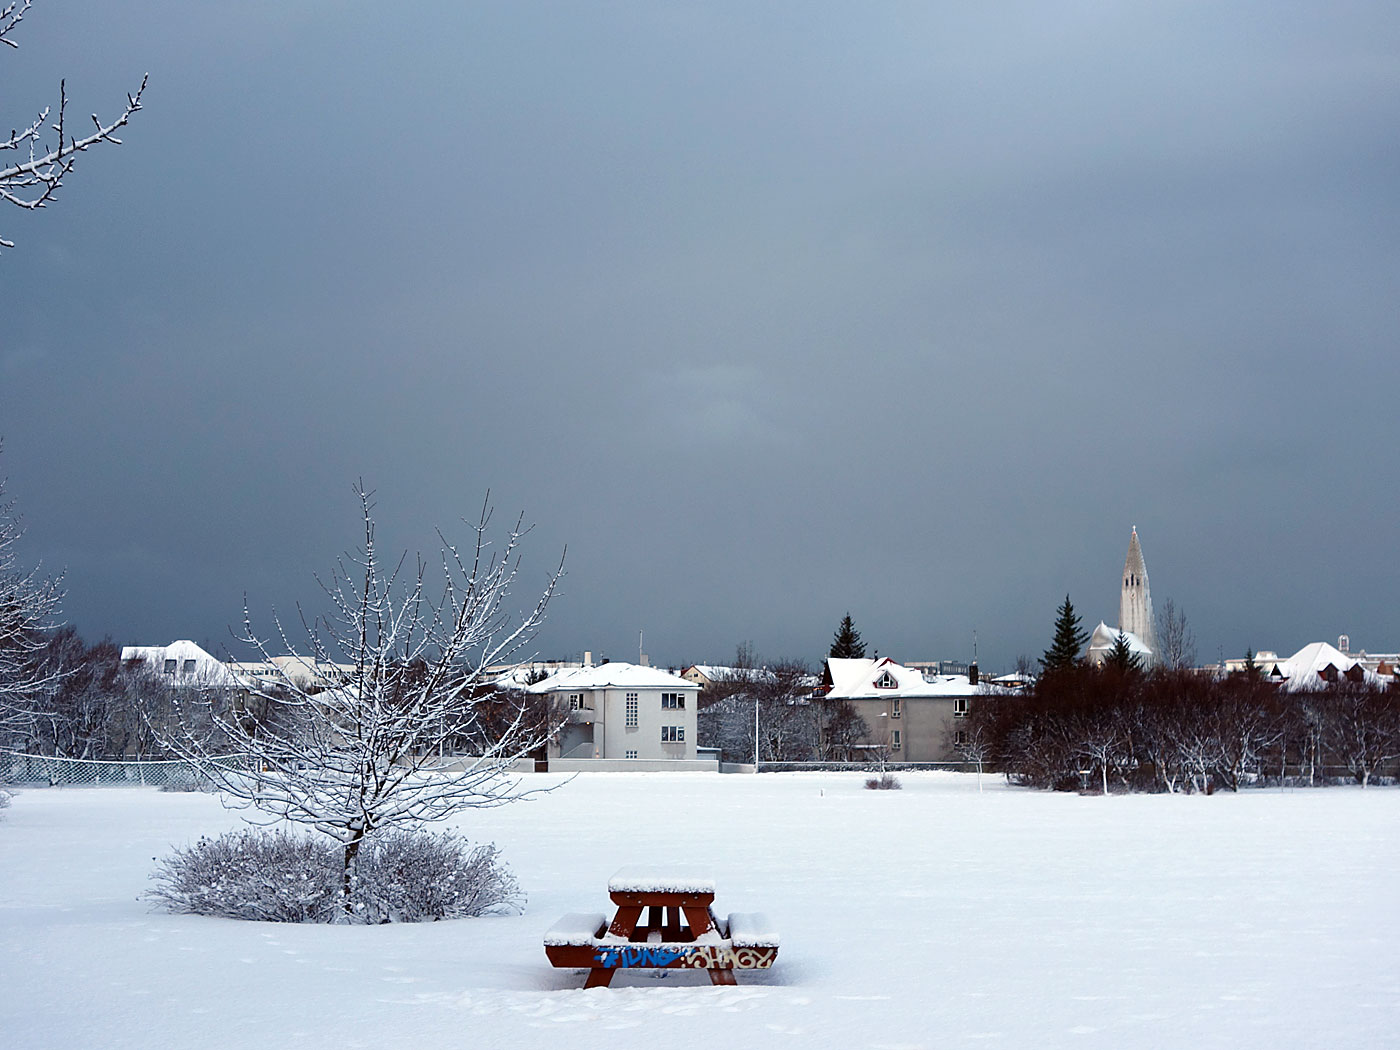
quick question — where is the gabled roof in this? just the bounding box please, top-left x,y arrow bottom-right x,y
529,661 -> 698,693
1274,641 -> 1379,691
682,665 -> 777,685
822,657 -> 999,699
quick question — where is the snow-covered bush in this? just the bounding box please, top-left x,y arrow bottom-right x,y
354,830 -> 523,922
147,828 -> 341,922
865,773 -> 901,790
0,787 -> 11,810
147,828 -> 522,923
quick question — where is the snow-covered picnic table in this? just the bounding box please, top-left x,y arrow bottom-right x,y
544,867 -> 779,987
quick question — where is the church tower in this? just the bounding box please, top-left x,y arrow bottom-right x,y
1119,527 -> 1156,661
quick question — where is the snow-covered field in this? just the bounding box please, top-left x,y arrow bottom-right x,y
2,773 -> 1397,1050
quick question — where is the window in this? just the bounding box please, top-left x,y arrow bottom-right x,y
954,697 -> 969,717
182,659 -> 197,675
891,698 -> 901,719
661,692 -> 685,709
569,693 -> 585,711
661,725 -> 685,743
891,729 -> 902,749
625,750 -> 638,759
625,694 -> 639,728
954,729 -> 969,747
875,671 -> 897,689
163,659 -> 177,674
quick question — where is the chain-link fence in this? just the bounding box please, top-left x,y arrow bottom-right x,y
0,751 -> 251,789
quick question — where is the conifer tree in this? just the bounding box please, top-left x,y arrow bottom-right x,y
829,613 -> 866,659
1041,595 -> 1088,673
1105,631 -> 1142,673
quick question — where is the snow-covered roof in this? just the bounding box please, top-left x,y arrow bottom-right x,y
529,661 -> 698,693
683,665 -> 779,686
119,640 -> 238,686
684,664 -> 732,680
1086,622 -> 1154,659
822,657 -> 1000,699
1272,641 -> 1382,691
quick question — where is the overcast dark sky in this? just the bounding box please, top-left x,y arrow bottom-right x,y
3,1 -> 1397,671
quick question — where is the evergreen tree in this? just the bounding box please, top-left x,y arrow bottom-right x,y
829,613 -> 866,659
1041,595 -> 1088,673
1105,631 -> 1142,673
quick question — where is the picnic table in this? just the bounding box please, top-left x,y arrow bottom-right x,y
544,867 -> 780,988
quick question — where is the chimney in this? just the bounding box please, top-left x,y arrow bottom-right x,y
640,652 -> 650,667
583,650 -> 593,668
968,662 -> 979,686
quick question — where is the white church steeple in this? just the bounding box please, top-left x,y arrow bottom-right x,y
1119,526 -> 1156,662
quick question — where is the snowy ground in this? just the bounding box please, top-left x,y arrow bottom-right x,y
2,773 -> 1397,1050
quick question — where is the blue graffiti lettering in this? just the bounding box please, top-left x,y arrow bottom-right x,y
593,945 -> 689,968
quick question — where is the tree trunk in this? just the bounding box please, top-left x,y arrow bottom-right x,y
341,831 -> 366,919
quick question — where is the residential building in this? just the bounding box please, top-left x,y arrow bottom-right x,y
815,657 -> 1007,763
1223,641 -> 1388,691
119,640 -> 238,688
226,655 -> 353,693
530,660 -> 710,770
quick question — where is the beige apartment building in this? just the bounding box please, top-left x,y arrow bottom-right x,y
818,657 -> 1013,763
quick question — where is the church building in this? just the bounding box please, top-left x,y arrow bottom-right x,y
1087,527 -> 1157,666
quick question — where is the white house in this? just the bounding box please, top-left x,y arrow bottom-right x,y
529,660 -> 710,771
1262,641 -> 1383,691
119,640 -> 238,688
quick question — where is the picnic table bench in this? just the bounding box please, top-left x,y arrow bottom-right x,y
544,867 -> 780,987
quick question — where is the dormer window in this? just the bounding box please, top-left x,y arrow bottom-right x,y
875,671 -> 897,689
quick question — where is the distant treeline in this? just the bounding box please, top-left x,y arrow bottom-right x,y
964,665 -> 1400,793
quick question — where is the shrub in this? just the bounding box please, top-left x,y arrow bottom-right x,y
354,830 -> 523,922
147,827 -> 522,923
148,827 -> 341,922
0,788 -> 11,811
864,773 -> 901,790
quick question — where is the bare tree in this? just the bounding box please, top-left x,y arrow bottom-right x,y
1318,683 -> 1400,788
1157,599 -> 1197,671
161,484 -> 565,917
700,657 -> 819,763
0,450 -> 64,743
948,718 -> 993,790
0,0 -> 146,249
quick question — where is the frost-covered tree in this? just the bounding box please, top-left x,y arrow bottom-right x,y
948,718 -> 992,790
0,0 -> 146,249
0,450 -> 63,744
162,484 -> 565,916
699,658 -> 818,763
1318,682 -> 1400,788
